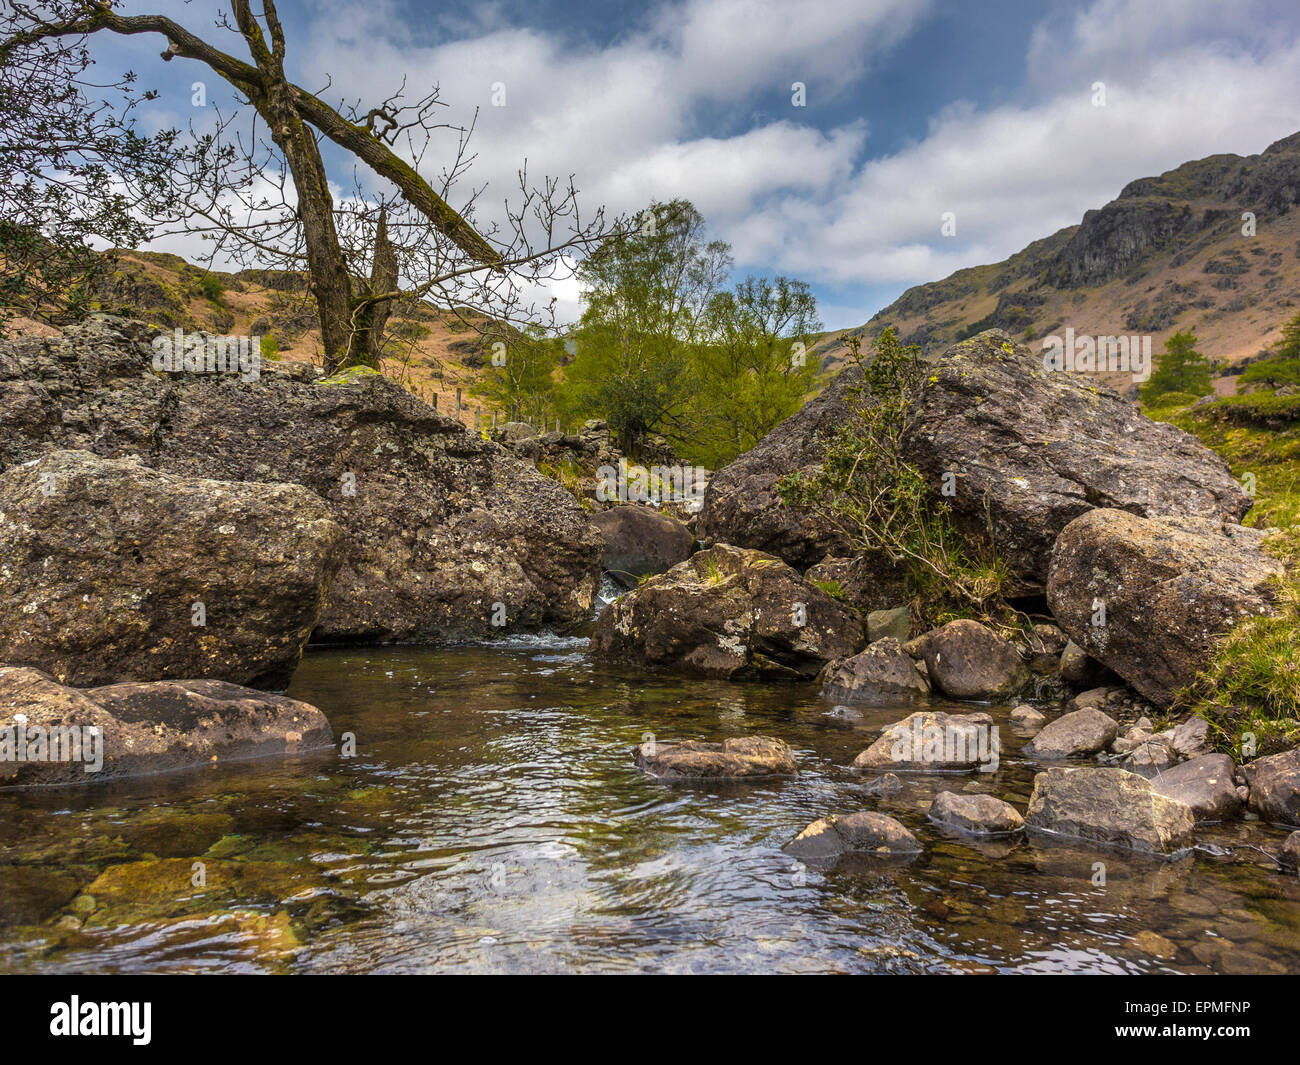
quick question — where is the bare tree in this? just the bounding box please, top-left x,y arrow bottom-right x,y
3,0 -> 608,371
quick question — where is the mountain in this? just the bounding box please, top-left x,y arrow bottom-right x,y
812,131 -> 1300,391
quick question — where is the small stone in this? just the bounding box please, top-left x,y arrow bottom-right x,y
784,810 -> 921,859
928,791 -> 1024,835
1023,708 -> 1118,760
1132,930 -> 1179,960
1010,705 -> 1046,729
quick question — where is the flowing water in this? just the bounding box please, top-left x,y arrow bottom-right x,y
2,632 -> 1299,974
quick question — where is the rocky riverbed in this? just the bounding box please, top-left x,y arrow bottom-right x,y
1,318 -> 1298,974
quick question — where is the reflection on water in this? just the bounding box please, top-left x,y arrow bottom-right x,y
1,638 -> 1298,973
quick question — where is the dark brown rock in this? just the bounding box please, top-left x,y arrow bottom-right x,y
784,810 -> 921,858
1150,753 -> 1241,821
591,544 -> 865,679
593,505 -> 694,588
905,619 -> 1028,700
819,638 -> 930,704
0,450 -> 345,689
0,664 -> 331,784
1242,748 -> 1300,826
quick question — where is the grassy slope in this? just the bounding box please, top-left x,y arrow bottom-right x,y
1144,391 -> 1300,754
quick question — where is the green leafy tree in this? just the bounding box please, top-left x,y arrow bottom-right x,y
1140,329 -> 1214,402
471,325 -> 560,427
689,275 -> 822,467
1240,310 -> 1300,390
561,199 -> 731,454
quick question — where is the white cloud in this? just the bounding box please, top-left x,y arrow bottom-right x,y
123,0 -> 1300,328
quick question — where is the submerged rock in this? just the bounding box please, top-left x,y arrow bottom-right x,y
0,450 -> 345,689
905,620 -> 1028,700
1242,748 -> 1300,825
853,710 -> 997,773
819,638 -> 930,704
591,544 -> 865,679
1150,753 -> 1242,821
633,736 -> 795,781
1023,707 -> 1118,760
593,505 -> 694,588
928,791 -> 1024,834
0,317 -> 602,644
0,665 -> 331,784
1047,509 -> 1282,707
784,810 -> 921,859
1009,705 -> 1047,729
1025,766 -> 1195,854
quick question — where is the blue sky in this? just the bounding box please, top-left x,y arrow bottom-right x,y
101,0 -> 1300,329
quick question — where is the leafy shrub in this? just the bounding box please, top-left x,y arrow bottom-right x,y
777,326 -> 1008,624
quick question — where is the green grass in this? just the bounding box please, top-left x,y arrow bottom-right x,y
1178,528 -> 1300,757
1151,394 -> 1300,530
1146,391 -> 1300,753
809,578 -> 846,601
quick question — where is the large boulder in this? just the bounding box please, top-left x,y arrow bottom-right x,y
1150,753 -> 1242,821
0,450 -> 345,689
0,317 -> 602,643
1242,748 -> 1300,825
784,810 -> 921,859
0,664 -> 331,784
633,736 -> 795,781
901,330 -> 1250,592
1022,707 -> 1119,760
819,638 -> 930,704
1047,509 -> 1283,706
852,710 -> 997,772
593,505 -> 694,588
1025,766 -> 1196,854
699,329 -> 1249,587
696,367 -> 860,566
590,544 -> 865,679
905,619 -> 1028,700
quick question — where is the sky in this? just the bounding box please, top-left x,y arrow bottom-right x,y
95,0 -> 1300,330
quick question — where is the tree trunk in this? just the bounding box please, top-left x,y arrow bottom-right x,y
364,209 -> 398,366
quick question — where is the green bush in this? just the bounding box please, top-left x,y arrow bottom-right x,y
777,326 -> 1009,625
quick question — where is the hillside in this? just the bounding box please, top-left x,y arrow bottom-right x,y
812,130 -> 1300,392
6,249 -> 512,431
